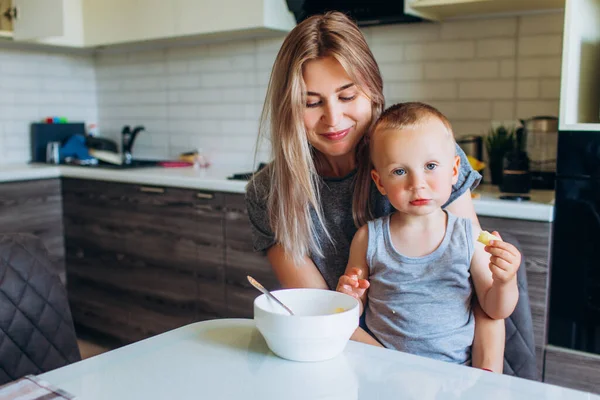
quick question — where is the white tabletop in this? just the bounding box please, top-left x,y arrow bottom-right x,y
39,319 -> 596,400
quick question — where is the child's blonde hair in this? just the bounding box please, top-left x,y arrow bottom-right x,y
354,102 -> 455,226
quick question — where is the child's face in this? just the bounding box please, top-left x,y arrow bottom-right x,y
370,117 -> 460,216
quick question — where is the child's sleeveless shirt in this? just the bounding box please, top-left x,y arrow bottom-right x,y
365,212 -> 475,364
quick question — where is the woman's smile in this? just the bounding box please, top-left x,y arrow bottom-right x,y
320,127 -> 352,141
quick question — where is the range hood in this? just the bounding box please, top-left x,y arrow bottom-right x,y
286,0 -> 423,26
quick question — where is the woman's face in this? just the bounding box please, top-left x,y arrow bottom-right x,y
302,56 -> 373,161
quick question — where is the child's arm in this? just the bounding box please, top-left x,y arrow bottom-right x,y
471,300 -> 505,373
337,226 -> 383,347
470,228 -> 520,320
336,225 -> 371,313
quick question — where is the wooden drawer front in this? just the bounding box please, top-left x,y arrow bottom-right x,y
0,179 -> 65,280
223,194 -> 278,318
544,346 -> 600,394
479,217 -> 551,350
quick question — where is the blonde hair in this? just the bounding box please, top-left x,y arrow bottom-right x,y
254,11 -> 384,264
354,102 -> 455,226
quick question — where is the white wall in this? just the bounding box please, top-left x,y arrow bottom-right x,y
95,12 -> 564,171
0,11 -> 564,170
0,48 -> 97,164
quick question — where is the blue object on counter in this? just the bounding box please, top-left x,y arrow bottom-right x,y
61,134 -> 94,162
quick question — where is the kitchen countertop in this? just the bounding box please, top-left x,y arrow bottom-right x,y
0,164 -> 555,222
38,319 -> 597,400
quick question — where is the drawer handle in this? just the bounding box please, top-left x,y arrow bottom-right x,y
196,204 -> 213,211
196,192 -> 214,200
140,186 -> 165,194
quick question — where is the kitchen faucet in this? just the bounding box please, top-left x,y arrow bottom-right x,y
122,125 -> 145,164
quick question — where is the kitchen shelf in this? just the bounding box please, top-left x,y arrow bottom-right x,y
559,0 -> 600,131
407,0 -> 565,20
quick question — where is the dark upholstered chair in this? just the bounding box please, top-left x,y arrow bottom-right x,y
0,233 -> 81,385
501,233 -> 537,380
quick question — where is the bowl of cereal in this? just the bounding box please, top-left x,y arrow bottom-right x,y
253,288 -> 360,362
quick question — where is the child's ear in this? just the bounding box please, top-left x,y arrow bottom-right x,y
451,155 -> 460,185
371,169 -> 387,195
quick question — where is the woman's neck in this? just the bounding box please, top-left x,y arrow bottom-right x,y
315,153 -> 356,178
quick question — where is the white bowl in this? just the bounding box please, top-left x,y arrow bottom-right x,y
253,288 -> 360,362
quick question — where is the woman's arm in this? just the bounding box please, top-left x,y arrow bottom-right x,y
266,243 -> 382,346
267,244 -> 329,289
445,188 -> 481,229
446,189 -> 506,372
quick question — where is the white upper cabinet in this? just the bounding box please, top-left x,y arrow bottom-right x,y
559,0 -> 600,131
2,0 -> 295,48
83,0 -> 177,47
405,0 -> 565,21
173,0 -> 295,39
85,0 -> 294,47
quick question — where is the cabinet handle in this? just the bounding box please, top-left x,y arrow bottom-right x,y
196,192 -> 214,200
3,7 -> 17,21
139,186 -> 165,194
196,204 -> 213,211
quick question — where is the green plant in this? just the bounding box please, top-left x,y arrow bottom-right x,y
485,125 -> 515,184
485,125 -> 515,160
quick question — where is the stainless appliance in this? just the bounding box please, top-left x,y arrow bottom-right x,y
524,116 -> 558,190
45,142 -> 61,164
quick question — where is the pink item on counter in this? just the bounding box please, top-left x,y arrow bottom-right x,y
158,161 -> 194,168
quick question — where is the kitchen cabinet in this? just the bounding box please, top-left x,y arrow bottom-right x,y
3,0 -> 295,48
479,216 -> 552,380
0,179 -> 66,282
405,0 -> 564,21
223,193 -> 277,318
558,0 -> 600,131
85,0 -> 295,47
82,0 -> 176,47
0,0 -> 85,47
544,345 -> 600,394
62,179 -> 226,344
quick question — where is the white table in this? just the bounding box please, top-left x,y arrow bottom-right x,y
39,319 -> 597,399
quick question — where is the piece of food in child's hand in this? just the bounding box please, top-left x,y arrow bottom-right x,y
477,231 -> 501,246
333,307 -> 346,314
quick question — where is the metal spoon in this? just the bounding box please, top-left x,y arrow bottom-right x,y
247,275 -> 294,316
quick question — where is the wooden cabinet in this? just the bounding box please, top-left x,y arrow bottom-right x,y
405,0 -> 564,21
223,193 -> 277,318
62,179 -> 226,344
544,346 -> 600,394
559,0 -> 600,131
479,216 -> 552,380
0,179 -> 65,282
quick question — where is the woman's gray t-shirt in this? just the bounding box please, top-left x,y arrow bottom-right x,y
245,143 -> 481,290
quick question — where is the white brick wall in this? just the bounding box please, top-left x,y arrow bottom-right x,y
0,10 -> 564,170
0,48 -> 97,164
94,11 -> 563,170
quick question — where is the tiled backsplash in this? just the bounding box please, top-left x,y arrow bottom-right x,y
0,11 -> 563,169
0,48 -> 97,164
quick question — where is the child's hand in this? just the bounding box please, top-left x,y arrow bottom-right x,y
484,231 -> 521,286
337,267 -> 370,300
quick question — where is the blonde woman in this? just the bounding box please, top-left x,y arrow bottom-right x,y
246,11 -> 503,372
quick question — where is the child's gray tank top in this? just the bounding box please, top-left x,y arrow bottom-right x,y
365,212 -> 475,364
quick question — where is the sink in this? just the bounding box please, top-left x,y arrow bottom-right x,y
64,159 -> 161,169
100,159 -> 160,169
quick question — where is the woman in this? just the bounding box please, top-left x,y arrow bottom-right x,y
246,11 -> 504,371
